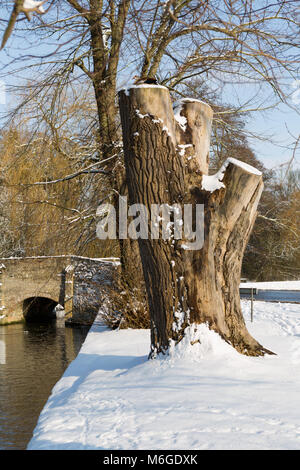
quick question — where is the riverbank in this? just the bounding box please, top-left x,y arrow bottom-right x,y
27,299 -> 300,450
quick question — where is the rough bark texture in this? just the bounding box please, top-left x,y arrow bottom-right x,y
119,87 -> 189,353
119,85 -> 274,357
112,154 -> 149,327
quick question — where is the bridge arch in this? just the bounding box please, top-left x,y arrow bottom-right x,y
0,256 -> 119,325
23,297 -> 58,323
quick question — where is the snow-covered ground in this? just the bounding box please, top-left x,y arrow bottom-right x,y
240,280 -> 300,290
28,300 -> 300,450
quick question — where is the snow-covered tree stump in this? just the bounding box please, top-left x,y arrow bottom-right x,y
118,85 -> 274,357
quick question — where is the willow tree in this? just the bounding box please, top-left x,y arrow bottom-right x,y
119,84 -> 274,357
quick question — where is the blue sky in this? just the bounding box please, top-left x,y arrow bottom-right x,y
218,77 -> 300,171
248,104 -> 299,170
0,4 -> 299,173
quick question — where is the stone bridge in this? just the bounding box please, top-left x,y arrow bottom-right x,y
0,256 -> 119,325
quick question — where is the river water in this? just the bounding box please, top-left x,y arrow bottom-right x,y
0,320 -> 89,450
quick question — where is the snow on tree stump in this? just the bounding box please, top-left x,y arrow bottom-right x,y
118,84 -> 274,357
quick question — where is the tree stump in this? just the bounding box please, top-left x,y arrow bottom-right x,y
118,85 -> 274,357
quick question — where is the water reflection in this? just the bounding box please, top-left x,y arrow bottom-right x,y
0,320 -> 89,450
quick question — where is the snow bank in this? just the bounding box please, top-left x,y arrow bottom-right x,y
168,323 -> 240,362
241,281 -> 300,291
28,301 -> 300,450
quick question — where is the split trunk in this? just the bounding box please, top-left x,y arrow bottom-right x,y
118,85 -> 274,357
